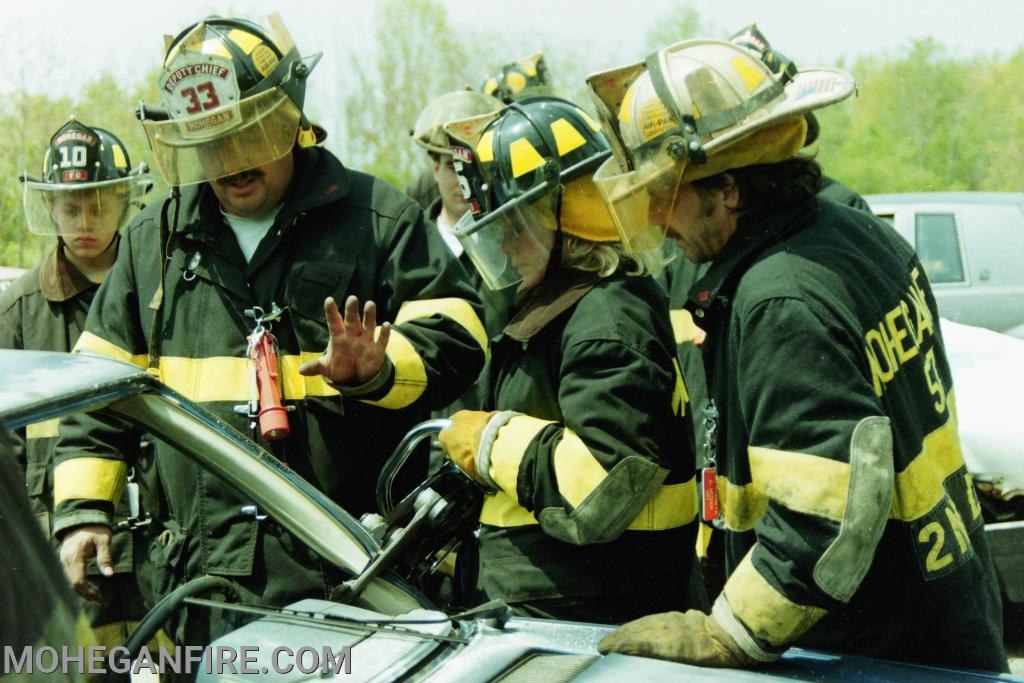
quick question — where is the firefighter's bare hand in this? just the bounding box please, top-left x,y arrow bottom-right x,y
299,295 -> 391,386
59,524 -> 114,603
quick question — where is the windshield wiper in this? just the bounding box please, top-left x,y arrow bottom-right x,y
182,597 -> 468,644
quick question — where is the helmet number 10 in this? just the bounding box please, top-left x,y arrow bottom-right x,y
181,82 -> 221,115
58,145 -> 87,169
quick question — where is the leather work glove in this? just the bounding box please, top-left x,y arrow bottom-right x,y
439,410 -> 499,484
598,609 -> 756,668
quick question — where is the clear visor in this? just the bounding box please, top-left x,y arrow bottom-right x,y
592,139 -> 687,254
452,189 -> 556,291
22,174 -> 151,237
142,88 -> 301,186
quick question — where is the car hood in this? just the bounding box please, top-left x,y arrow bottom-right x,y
0,350 -> 421,613
942,320 -> 1024,494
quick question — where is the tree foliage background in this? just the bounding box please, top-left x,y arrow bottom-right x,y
0,0 -> 1021,268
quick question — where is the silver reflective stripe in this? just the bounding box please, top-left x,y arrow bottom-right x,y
712,595 -> 778,663
813,415 -> 894,602
476,410 -> 519,493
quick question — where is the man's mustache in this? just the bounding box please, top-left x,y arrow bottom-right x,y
217,169 -> 264,186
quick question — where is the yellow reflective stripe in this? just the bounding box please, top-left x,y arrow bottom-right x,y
480,490 -> 539,527
395,298 -> 488,353
891,394 -> 966,522
27,418 -> 60,439
749,446 -> 850,521
697,521 -> 714,558
53,457 -> 127,506
553,429 -> 608,508
281,354 -> 338,398
479,481 -> 697,531
156,353 -> 339,402
90,622 -> 174,652
724,551 -> 827,647
359,329 -> 426,409
490,415 -> 553,497
718,475 -> 768,532
671,359 -> 689,417
720,402 -> 966,532
626,477 -> 698,531
670,309 -> 700,345
73,331 -> 147,368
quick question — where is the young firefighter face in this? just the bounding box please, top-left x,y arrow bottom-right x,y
49,189 -> 124,259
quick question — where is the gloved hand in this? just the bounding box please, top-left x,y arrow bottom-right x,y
439,410 -> 498,484
598,609 -> 755,668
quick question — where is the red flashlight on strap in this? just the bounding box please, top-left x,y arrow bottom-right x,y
249,329 -> 290,441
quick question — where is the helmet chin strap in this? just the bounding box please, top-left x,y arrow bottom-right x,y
541,186 -> 564,284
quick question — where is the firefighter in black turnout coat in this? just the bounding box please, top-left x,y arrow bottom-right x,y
437,97 -> 699,623
53,15 -> 486,644
588,38 -> 1007,671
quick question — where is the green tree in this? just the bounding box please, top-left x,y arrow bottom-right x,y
643,1 -> 715,53
0,70 -> 166,268
333,0 -> 482,188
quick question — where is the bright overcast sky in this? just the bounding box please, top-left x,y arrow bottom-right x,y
2,0 -> 1021,126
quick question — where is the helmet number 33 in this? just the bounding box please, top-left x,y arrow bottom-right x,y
181,82 -> 221,114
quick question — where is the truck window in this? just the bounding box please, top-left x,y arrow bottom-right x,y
915,213 -> 965,283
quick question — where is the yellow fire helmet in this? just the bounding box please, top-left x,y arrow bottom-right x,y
20,118 -> 152,237
411,90 -> 505,156
139,13 -> 322,186
444,97 -> 616,291
480,51 -> 556,104
586,38 -> 856,253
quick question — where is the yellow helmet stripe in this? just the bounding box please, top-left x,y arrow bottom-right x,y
731,56 -> 767,93
227,28 -> 262,54
477,130 -> 495,163
509,138 -> 544,178
550,118 -> 587,157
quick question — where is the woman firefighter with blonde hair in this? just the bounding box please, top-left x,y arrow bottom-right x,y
438,97 -> 699,622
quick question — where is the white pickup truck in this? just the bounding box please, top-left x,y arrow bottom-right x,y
865,193 -> 1024,339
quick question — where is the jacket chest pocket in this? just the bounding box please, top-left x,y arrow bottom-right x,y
492,348 -> 562,420
286,261 -> 358,337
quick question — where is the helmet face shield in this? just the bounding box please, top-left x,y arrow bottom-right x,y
144,13 -> 318,185
22,176 -> 150,237
143,88 -> 301,185
592,139 -> 686,254
453,185 -> 556,291
412,91 -> 504,155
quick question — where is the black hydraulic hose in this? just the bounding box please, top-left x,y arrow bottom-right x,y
116,575 -> 240,670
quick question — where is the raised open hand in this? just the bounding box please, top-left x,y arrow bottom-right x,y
298,295 -> 391,386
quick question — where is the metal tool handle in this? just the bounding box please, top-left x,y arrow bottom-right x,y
376,418 -> 451,515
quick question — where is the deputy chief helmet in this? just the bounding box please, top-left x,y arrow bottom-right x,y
411,90 -> 505,156
444,97 -> 616,290
21,118 -> 151,236
586,38 -> 855,253
140,13 -> 322,186
481,51 -> 554,104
